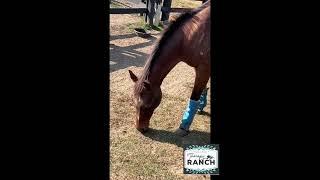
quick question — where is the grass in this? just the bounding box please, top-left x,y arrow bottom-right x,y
110,64 -> 211,180
111,134 -> 178,179
126,17 -> 164,32
126,18 -> 146,30
110,1 -> 123,8
171,0 -> 202,8
144,24 -> 163,31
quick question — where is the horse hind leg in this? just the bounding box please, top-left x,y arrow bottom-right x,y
175,65 -> 210,136
198,87 -> 209,113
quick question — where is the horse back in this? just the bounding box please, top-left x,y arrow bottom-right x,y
180,6 -> 211,67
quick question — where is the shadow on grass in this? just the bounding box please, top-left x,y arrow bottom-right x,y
109,33 -> 158,72
144,128 -> 210,148
144,24 -> 163,32
197,111 -> 211,117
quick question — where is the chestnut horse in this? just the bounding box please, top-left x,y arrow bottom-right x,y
129,0 -> 211,136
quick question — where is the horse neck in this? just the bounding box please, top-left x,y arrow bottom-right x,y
142,8 -> 210,87
146,44 -> 182,87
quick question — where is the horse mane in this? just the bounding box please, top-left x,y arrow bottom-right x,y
136,1 -> 210,92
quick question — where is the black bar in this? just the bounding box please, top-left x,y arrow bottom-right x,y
110,8 -> 148,14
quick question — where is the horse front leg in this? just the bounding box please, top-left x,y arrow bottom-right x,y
175,65 -> 210,136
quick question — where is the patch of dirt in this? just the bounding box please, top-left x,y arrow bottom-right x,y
110,14 -> 162,72
110,64 -> 211,180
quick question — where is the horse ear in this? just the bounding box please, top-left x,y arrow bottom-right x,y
129,70 -> 138,82
143,81 -> 151,90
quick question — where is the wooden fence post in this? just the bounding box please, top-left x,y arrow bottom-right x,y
153,0 -> 163,26
140,0 -> 146,16
145,0 -> 156,26
161,0 -> 172,22
144,0 -> 148,23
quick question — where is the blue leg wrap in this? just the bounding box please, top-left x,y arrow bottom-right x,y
198,88 -> 208,112
179,99 -> 200,131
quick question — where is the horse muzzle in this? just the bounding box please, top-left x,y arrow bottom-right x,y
136,127 -> 149,133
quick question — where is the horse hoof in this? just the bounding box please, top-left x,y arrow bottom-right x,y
175,128 -> 190,137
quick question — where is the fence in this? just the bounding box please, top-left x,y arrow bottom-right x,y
110,0 -> 207,26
